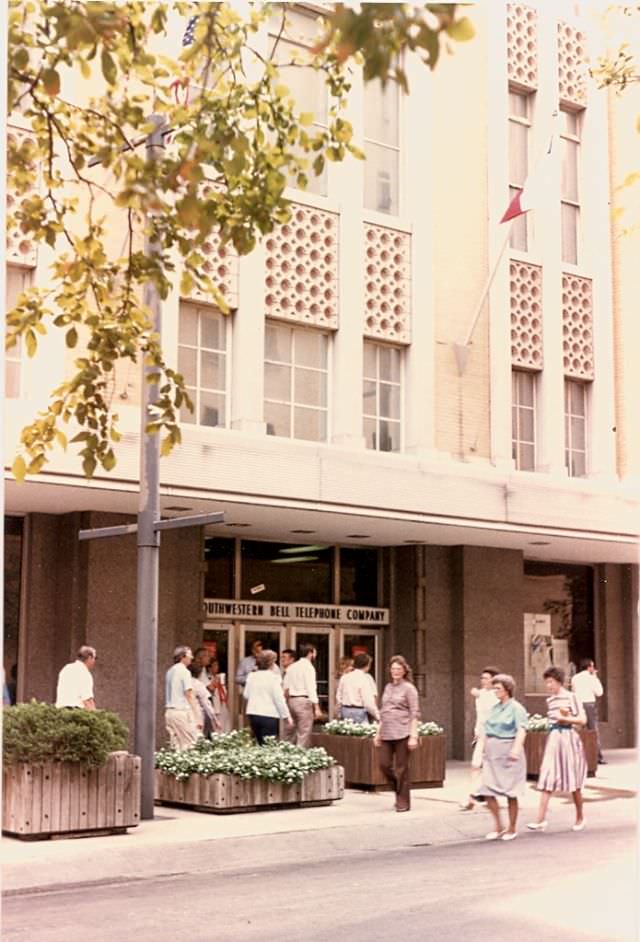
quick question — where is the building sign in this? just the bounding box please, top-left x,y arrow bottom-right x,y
204,598 -> 389,625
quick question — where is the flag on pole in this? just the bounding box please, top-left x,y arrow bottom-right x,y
500,135 -> 555,224
171,16 -> 199,104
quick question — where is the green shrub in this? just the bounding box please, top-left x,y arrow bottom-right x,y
3,701 -> 128,767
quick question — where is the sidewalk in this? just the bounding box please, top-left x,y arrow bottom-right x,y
3,749 -> 636,896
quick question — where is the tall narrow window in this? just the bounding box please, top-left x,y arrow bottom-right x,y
512,370 -> 536,470
178,302 -> 228,427
268,7 -> 327,196
508,90 -> 531,252
364,80 -> 400,215
560,107 -> 581,265
5,266 -> 32,399
565,379 -> 587,477
363,341 -> 402,452
265,322 -> 329,441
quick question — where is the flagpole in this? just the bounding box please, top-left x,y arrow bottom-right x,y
453,225 -> 512,374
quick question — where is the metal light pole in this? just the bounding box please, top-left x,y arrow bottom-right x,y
80,117 -> 224,820
135,115 -> 164,820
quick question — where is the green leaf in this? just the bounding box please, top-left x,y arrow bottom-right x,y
160,435 -> 174,457
55,430 -> 68,450
25,329 -> 37,358
12,455 -> 27,483
66,327 -> 78,348
446,17 -> 475,42
42,68 -> 61,96
82,455 -> 97,478
102,450 -> 116,472
101,49 -> 117,85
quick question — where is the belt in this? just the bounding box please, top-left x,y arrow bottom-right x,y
342,704 -> 365,709
549,724 -> 573,731
289,695 -> 309,699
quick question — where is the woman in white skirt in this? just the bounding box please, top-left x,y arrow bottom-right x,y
528,666 -> 587,832
474,673 -> 528,841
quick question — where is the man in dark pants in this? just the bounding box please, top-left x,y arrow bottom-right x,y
572,658 -> 606,764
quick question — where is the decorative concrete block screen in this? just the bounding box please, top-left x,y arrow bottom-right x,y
185,234 -> 239,309
507,3 -> 538,90
364,224 -> 411,344
6,125 -> 38,268
557,21 -> 587,108
265,203 -> 339,329
510,260 -> 543,369
562,273 -> 594,380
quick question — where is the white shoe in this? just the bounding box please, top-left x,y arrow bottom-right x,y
501,831 -> 518,841
485,830 -> 505,840
572,820 -> 586,832
526,821 -> 548,831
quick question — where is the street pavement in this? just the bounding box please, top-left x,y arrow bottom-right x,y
2,750 -> 637,940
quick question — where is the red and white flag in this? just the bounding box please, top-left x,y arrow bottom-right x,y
500,135 -> 555,224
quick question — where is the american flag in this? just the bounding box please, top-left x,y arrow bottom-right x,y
172,15 -> 198,103
182,15 -> 198,46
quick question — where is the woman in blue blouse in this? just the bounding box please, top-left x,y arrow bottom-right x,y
473,673 -> 528,841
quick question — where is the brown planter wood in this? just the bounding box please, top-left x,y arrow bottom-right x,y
155,765 -> 344,813
2,751 -> 141,839
525,729 -> 598,779
311,734 -> 446,789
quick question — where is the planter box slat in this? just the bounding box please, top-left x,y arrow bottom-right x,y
155,766 -> 344,814
310,734 -> 446,790
525,729 -> 598,778
3,753 -> 141,839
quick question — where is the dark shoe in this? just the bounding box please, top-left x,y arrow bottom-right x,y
396,805 -> 410,813
598,758 -> 608,765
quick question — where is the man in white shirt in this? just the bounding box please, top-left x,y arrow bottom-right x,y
572,658 -> 606,764
460,665 -> 500,811
55,646 -> 97,710
283,643 -> 321,747
165,645 -> 202,750
336,653 -> 379,723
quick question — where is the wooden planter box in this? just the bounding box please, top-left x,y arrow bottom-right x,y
311,734 -> 446,789
2,752 -> 141,840
525,729 -> 598,778
155,765 -> 344,814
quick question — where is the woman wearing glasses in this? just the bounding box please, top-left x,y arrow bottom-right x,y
473,673 -> 528,841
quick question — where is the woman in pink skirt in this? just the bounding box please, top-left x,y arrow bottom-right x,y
528,666 -> 587,833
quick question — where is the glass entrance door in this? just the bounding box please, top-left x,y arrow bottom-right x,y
290,627 -> 332,719
237,624 -> 286,724
339,629 -> 382,698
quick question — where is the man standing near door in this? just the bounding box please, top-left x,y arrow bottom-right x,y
572,658 -> 606,764
283,643 -> 322,747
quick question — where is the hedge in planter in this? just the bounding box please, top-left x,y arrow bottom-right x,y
155,733 -> 344,812
311,720 -> 446,789
3,701 -> 141,839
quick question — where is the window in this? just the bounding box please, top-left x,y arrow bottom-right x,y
178,302 -> 228,428
363,341 -> 402,452
364,80 -> 400,215
241,540 -> 333,603
264,322 -> 328,441
268,6 -> 327,196
565,379 -> 587,477
508,90 -> 532,252
560,107 -> 581,265
5,266 -> 31,399
512,370 -> 536,470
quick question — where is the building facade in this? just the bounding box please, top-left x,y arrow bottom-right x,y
4,2 -> 639,754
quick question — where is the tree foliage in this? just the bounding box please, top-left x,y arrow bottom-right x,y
7,1 -> 474,479
590,3 -> 640,236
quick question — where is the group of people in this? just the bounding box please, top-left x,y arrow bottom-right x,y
49,642 -> 607,837
459,658 -> 606,840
